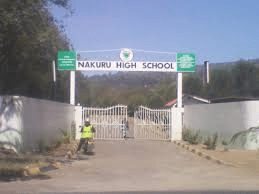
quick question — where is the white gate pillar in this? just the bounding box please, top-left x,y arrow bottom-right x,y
74,105 -> 82,140
171,107 -> 183,141
171,72 -> 183,141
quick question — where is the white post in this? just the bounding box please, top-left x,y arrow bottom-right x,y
177,72 -> 182,108
52,60 -> 56,83
206,61 -> 210,84
70,71 -> 75,105
171,72 -> 183,141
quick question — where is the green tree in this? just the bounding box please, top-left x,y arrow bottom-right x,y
0,0 -> 71,102
232,61 -> 257,97
206,69 -> 233,98
183,74 -> 203,96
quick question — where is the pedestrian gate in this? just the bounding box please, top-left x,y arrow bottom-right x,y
134,106 -> 171,140
83,105 -> 127,140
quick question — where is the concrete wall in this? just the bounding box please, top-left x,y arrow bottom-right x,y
0,96 -> 76,152
184,101 -> 259,141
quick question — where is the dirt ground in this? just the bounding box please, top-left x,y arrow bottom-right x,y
188,143 -> 259,173
0,140 -> 259,193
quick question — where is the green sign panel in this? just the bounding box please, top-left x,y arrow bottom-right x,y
58,51 -> 76,70
177,53 -> 196,72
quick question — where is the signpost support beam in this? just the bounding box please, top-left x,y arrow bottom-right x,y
171,72 -> 183,141
70,71 -> 75,105
177,72 -> 182,108
52,60 -> 56,100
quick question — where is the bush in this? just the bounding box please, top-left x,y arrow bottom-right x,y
204,133 -> 218,150
183,129 -> 202,145
60,129 -> 71,144
222,140 -> 228,145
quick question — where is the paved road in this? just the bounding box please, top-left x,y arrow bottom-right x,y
0,140 -> 259,193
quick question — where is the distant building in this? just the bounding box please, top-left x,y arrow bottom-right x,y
164,95 -> 259,107
164,94 -> 210,107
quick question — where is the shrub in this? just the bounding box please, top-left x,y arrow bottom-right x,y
204,136 -> 211,147
222,140 -> 228,145
60,129 -> 71,144
204,133 -> 218,150
183,129 -> 202,145
183,129 -> 192,142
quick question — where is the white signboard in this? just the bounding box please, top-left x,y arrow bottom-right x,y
77,61 -> 177,72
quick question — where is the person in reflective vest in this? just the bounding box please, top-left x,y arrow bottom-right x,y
76,119 -> 95,152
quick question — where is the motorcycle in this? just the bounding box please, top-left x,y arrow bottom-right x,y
82,138 -> 95,155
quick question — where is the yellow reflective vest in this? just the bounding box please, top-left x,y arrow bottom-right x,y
81,125 -> 93,138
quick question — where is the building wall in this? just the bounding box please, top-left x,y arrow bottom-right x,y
183,101 -> 259,141
0,96 -> 76,152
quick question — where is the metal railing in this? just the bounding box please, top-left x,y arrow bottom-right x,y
134,106 -> 171,140
83,105 -> 127,140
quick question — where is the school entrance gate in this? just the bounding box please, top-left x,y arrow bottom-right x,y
83,105 -> 127,140
134,106 -> 171,140
81,104 -> 175,141
58,48 -> 196,141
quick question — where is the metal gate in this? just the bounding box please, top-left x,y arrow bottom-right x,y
83,105 -> 127,140
134,106 -> 171,140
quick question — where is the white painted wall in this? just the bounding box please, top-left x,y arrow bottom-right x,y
0,96 -> 76,152
171,107 -> 184,141
184,101 -> 259,140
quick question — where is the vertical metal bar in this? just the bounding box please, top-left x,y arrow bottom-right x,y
115,106 -> 117,139
159,110 -> 162,139
134,110 -> 136,138
105,107 -> 108,139
140,107 -> 142,138
102,108 -> 104,139
156,109 -> 158,139
143,107 -> 145,139
98,108 -> 100,139
112,106 -> 115,139
149,108 -> 151,139
116,106 -> 118,139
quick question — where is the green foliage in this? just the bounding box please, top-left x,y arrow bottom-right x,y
204,136 -> 212,147
232,61 -> 258,96
206,70 -> 234,98
204,133 -> 218,150
183,129 -> 202,145
0,0 -> 71,102
60,129 -> 71,144
222,140 -> 228,145
183,60 -> 259,100
183,75 -> 203,96
77,73 -> 177,112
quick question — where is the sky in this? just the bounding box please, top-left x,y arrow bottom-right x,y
51,0 -> 259,64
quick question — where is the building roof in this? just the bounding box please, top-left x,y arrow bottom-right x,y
164,94 -> 209,107
209,96 -> 259,103
164,95 -> 259,107
164,98 -> 177,107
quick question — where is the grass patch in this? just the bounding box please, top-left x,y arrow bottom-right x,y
204,133 -> 218,150
222,140 -> 228,146
36,128 -> 73,153
182,129 -> 202,145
